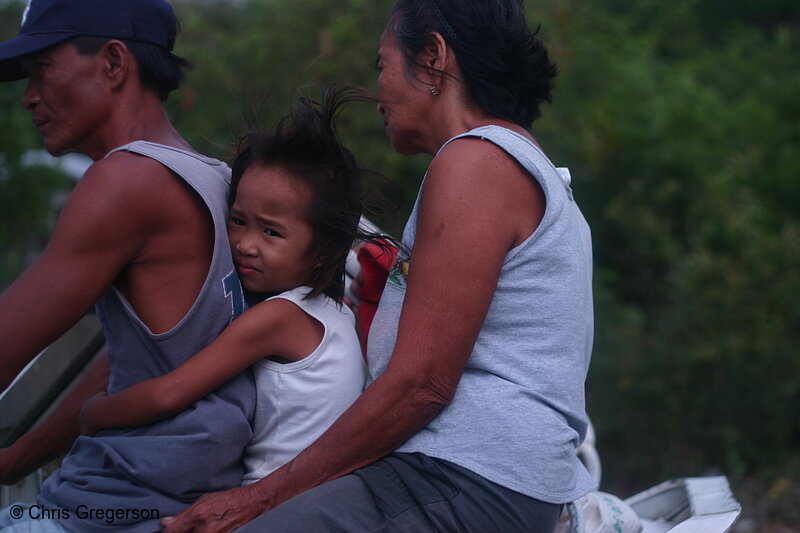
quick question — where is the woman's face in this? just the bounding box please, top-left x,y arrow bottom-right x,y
376,28 -> 431,155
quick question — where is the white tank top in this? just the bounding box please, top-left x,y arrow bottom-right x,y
241,286 -> 367,483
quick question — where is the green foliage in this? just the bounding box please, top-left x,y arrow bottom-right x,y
533,0 -> 800,489
0,2 -> 74,288
0,0 -> 797,492
169,0 -> 426,235
0,162 -> 72,288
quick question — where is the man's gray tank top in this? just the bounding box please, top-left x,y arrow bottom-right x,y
367,125 -> 596,504
38,141 -> 255,533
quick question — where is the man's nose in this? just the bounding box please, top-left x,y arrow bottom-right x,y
22,79 -> 39,110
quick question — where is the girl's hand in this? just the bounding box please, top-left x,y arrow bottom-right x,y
0,447 -> 23,485
78,391 -> 108,436
343,270 -> 364,312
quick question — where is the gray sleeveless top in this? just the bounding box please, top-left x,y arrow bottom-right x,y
38,142 -> 255,533
367,125 -> 596,503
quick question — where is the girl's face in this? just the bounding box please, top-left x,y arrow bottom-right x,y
376,27 -> 431,155
228,165 -> 318,296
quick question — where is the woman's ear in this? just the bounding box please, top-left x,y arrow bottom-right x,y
421,32 -> 451,85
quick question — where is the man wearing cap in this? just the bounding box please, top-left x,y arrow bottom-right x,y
0,1 -> 255,531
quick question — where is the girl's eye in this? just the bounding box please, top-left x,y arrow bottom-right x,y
230,216 -> 245,226
264,228 -> 281,237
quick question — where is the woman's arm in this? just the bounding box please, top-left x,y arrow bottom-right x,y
79,299 -> 318,434
161,137 -> 545,533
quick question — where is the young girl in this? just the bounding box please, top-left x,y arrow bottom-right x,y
79,86 -> 385,484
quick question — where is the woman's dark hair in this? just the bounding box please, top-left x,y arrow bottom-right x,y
389,0 -> 557,129
230,85 -> 394,304
71,36 -> 192,101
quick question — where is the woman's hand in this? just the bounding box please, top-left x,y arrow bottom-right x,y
161,485 -> 267,533
78,390 -> 107,436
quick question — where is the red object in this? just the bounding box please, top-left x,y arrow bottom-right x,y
355,242 -> 399,347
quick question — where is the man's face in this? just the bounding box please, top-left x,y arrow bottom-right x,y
20,41 -> 109,158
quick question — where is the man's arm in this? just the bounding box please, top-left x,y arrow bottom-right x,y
0,153 -> 177,482
0,355 -> 109,484
0,155 -> 157,390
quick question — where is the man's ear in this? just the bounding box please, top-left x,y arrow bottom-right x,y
101,40 -> 132,90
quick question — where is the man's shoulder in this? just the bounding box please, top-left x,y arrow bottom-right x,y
71,148 -> 215,221
82,145 -> 220,194
99,143 -> 230,194
88,148 -> 177,182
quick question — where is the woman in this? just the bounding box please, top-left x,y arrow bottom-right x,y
163,1 -> 595,531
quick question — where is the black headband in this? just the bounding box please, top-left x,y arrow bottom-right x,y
427,0 -> 457,40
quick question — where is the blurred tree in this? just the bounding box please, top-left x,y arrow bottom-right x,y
0,0 -> 797,495
171,0 -> 424,235
533,0 -> 800,489
0,1 -> 73,290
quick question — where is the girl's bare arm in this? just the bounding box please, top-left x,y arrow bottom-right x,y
79,299 -> 320,434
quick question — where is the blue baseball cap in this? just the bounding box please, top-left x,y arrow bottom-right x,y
0,0 -> 178,82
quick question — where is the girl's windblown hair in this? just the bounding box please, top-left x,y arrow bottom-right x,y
231,84 -> 395,303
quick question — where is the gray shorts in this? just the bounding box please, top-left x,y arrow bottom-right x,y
238,452 -> 562,533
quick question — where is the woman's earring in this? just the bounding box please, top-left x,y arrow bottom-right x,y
430,86 -> 441,96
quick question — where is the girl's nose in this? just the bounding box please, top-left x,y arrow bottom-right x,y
235,232 -> 258,256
